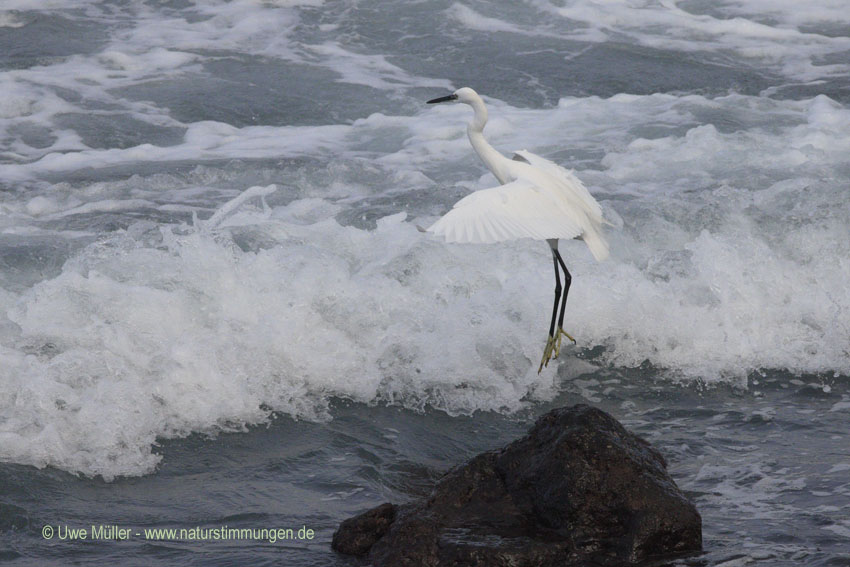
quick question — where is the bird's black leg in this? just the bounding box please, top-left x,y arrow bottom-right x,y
549,252 -> 562,339
554,249 -> 572,332
553,249 -> 576,357
539,251 -> 562,373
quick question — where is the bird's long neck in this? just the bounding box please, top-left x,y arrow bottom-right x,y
466,97 -> 511,185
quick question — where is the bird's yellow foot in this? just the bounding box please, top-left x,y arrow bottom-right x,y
538,335 -> 557,374
538,329 -> 577,373
552,327 -> 576,359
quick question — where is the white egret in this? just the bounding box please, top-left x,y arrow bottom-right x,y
425,87 -> 609,373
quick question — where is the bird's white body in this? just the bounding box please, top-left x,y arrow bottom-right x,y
425,87 -> 608,372
427,87 -> 609,261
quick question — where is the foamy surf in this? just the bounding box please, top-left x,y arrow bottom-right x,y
3,91 -> 850,480
2,158 -> 848,479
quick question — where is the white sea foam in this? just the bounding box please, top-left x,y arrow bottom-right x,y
0,12 -> 24,28
517,0 -> 850,80
1,104 -> 849,476
307,42 -> 452,90
0,0 -> 451,169
703,0 -> 850,27
4,93 -> 849,384
0,192 -> 559,478
2,0 -> 846,170
121,0 -> 309,57
446,4 -> 527,35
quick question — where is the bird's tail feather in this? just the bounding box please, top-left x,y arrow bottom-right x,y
582,226 -> 610,261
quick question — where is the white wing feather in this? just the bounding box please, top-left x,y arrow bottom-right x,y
427,179 -> 583,245
428,149 -> 610,261
512,150 -> 604,222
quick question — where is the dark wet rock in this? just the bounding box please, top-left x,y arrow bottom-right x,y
331,502 -> 397,556
332,404 -> 701,566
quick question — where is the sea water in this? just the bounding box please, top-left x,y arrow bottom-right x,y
1,1 -> 849,565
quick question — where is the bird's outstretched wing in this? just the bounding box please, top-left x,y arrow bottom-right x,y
512,150 -> 604,222
427,179 -> 584,244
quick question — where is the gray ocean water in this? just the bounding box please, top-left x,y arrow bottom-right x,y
1,1 -> 849,565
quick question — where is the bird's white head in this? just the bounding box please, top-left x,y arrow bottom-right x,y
427,87 -> 481,106
427,87 -> 488,133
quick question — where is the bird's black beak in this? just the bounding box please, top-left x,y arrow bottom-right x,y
427,93 -> 458,104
